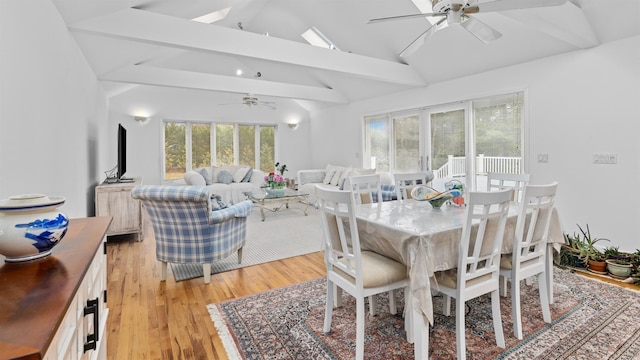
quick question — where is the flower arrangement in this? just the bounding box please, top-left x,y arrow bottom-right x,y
264,172 -> 286,189
275,162 -> 287,176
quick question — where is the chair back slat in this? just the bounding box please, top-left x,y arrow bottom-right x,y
347,174 -> 383,204
316,187 -> 363,285
487,172 -> 530,203
393,172 -> 433,200
459,189 -> 513,287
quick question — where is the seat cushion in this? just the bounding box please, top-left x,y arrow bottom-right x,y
434,268 -> 493,289
336,251 -> 407,288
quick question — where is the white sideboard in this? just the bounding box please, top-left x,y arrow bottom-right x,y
0,217 -> 111,360
95,177 -> 144,241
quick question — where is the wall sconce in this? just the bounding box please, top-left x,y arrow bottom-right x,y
287,123 -> 299,130
133,116 -> 149,124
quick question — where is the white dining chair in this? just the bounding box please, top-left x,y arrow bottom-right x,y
499,182 -> 558,339
393,172 -> 432,200
347,174 -> 383,205
487,172 -> 530,203
316,187 -> 409,360
434,189 -> 513,360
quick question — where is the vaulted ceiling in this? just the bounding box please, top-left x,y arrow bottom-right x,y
52,0 -> 640,113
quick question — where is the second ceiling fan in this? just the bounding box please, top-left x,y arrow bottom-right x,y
368,0 -> 568,57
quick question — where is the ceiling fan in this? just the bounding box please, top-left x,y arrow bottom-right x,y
368,0 -> 568,57
219,95 -> 277,110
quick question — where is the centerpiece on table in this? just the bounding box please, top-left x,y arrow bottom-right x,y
264,162 -> 287,195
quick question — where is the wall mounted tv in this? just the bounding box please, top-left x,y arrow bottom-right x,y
116,124 -> 134,183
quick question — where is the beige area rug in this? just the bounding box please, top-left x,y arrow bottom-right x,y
171,205 -> 323,281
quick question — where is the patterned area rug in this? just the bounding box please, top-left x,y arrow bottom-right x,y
171,207 -> 322,281
208,267 -> 640,359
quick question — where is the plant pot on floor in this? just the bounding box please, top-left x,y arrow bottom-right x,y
587,259 -> 607,273
606,259 -> 633,278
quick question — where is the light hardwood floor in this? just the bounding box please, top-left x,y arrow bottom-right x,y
106,222 -> 326,360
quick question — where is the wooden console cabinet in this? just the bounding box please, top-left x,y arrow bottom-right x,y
0,217 -> 111,360
95,177 -> 143,241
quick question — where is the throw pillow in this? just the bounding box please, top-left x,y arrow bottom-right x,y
217,170 -> 234,184
210,194 -> 227,211
323,165 -> 337,185
198,168 -> 213,185
241,168 -> 253,182
329,167 -> 344,186
233,166 -> 251,183
184,170 -> 206,186
338,167 -> 352,190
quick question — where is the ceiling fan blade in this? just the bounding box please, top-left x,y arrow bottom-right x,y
472,0 -> 566,13
368,12 -> 444,24
399,18 -> 446,57
460,16 -> 502,43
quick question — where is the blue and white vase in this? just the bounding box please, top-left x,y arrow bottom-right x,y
0,194 -> 69,262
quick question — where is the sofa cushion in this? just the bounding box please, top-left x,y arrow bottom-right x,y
184,170 -> 206,186
217,170 -> 234,184
329,167 -> 344,186
337,167 -> 352,190
210,194 -> 228,211
233,166 -> 251,183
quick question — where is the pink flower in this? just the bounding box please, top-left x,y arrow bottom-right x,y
273,175 -> 284,183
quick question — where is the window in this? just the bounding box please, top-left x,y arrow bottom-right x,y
363,91 -> 525,190
163,121 -> 277,181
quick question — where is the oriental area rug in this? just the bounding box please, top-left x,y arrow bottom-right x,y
171,207 -> 322,281
208,267 -> 640,359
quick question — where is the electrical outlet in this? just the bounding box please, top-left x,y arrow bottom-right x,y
593,153 -> 617,164
537,154 -> 548,163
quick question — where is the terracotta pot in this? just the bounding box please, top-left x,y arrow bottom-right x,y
587,259 -> 607,273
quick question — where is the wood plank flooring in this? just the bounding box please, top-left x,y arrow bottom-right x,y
105,222 -> 326,360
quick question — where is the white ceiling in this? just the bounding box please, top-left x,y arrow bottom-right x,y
52,0 -> 640,113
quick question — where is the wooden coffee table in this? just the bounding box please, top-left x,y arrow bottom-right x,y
244,189 -> 310,221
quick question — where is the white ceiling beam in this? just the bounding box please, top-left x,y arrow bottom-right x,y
498,2 -> 599,48
100,65 -> 348,103
69,8 -> 426,87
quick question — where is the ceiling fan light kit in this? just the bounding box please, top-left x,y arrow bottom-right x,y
370,0 -> 567,57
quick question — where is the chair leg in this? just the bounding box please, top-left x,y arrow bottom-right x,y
538,273 -> 551,323
511,276 -> 523,339
443,295 -> 452,317
237,247 -> 243,263
492,290 -> 506,348
203,263 -> 211,284
456,297 -> 466,360
356,296 -> 366,360
388,290 -> 397,315
499,275 -> 508,297
334,284 -> 343,308
160,261 -> 168,281
369,295 -> 377,316
324,280 -> 335,334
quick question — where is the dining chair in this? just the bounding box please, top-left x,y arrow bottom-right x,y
393,172 -> 433,200
487,172 -> 530,203
316,187 -> 409,360
499,182 -> 558,339
434,189 -> 513,360
347,173 -> 383,205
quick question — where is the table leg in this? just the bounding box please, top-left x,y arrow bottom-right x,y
260,202 -> 266,221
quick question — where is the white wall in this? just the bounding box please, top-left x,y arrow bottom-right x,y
310,36 -> 640,253
0,0 -> 108,218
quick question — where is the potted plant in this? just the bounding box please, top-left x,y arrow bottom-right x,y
605,258 -> 633,278
574,224 -> 610,273
558,232 -> 586,268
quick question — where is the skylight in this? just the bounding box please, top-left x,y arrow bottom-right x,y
191,7 -> 231,24
301,26 -> 341,51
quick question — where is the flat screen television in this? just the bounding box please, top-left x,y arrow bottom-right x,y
117,124 -> 133,182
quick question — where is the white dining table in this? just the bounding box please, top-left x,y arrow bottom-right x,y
354,199 -> 564,359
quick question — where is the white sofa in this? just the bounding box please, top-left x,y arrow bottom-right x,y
297,164 -> 395,205
184,165 -> 266,205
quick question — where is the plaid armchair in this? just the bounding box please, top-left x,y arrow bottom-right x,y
131,185 -> 253,284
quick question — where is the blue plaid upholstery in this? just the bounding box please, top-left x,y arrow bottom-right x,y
371,184 -> 397,202
131,186 -> 253,265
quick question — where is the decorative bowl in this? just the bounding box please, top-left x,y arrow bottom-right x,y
0,194 -> 69,262
411,186 -> 457,209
